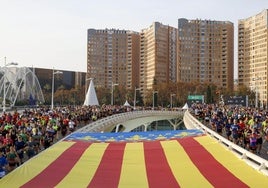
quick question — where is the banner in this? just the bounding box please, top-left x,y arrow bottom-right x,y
187,95 -> 204,105
224,95 -> 248,106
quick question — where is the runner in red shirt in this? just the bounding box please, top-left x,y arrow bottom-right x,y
238,118 -> 246,147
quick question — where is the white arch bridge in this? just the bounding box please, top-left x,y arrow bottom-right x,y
78,110 -> 194,133
0,67 -> 44,107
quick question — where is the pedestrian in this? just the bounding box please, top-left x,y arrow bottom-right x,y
231,119 -> 240,145
0,151 -> 8,178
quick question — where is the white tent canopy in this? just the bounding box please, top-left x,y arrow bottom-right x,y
123,100 -> 131,107
182,103 -> 189,110
83,79 -> 99,106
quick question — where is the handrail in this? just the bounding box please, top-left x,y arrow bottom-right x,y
183,110 -> 268,176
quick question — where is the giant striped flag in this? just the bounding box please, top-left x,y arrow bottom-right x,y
1,131 -> 267,187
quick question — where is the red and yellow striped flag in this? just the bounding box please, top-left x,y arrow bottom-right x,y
1,135 -> 267,187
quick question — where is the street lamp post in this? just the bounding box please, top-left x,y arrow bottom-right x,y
152,91 -> 158,110
111,82 -> 118,105
51,69 -> 63,110
2,57 -> 18,112
170,93 -> 175,109
134,87 -> 140,110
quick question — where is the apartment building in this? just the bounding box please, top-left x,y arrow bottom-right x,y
177,18 -> 234,91
127,32 -> 140,89
238,9 -> 268,107
87,29 -> 140,90
140,22 -> 178,94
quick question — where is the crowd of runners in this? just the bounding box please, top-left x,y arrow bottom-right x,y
190,103 -> 268,156
0,105 -> 131,178
1,103 -> 268,179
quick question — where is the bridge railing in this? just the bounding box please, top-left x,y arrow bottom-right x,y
78,110 -> 184,133
183,110 -> 268,176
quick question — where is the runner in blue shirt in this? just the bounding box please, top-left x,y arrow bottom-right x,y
0,151 -> 8,178
231,119 -> 240,145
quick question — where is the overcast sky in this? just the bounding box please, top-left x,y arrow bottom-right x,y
0,0 -> 267,78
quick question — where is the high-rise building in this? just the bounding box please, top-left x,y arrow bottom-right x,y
140,22 -> 178,94
177,19 -> 234,91
87,29 -> 140,90
127,32 -> 140,89
238,9 -> 268,108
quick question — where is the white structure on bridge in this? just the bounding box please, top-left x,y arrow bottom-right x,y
78,110 -> 186,133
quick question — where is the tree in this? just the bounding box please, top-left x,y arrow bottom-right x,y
43,84 -> 51,92
43,84 -> 51,105
125,89 -> 133,105
206,85 -> 212,103
114,85 -> 127,105
96,87 -> 110,105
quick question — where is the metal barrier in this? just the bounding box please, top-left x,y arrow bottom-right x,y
183,110 -> 268,176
